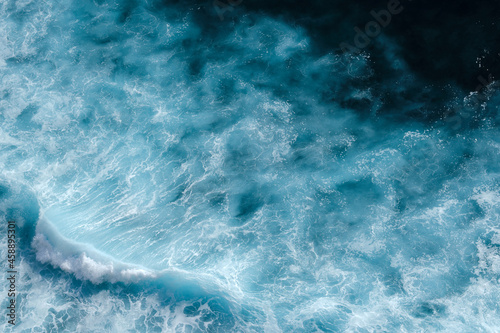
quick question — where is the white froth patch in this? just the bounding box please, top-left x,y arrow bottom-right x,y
476,240 -> 500,276
472,190 -> 500,208
0,128 -> 22,146
32,233 -> 156,284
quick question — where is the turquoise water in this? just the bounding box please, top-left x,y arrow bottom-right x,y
0,0 -> 499,331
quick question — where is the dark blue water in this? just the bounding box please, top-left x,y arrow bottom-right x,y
0,0 -> 499,331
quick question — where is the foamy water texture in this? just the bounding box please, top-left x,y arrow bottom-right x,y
0,0 -> 499,331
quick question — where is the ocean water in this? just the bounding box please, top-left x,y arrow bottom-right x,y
0,0 -> 499,332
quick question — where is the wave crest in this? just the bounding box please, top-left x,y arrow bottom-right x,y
32,217 -> 156,284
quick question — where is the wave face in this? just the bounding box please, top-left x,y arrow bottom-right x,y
0,0 -> 500,331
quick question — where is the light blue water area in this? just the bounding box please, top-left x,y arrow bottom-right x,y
0,0 -> 499,332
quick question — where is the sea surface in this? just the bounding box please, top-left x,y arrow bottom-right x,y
0,0 -> 499,332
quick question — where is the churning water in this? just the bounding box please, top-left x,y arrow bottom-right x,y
0,0 -> 499,331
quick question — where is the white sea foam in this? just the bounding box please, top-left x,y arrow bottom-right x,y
32,216 -> 156,284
